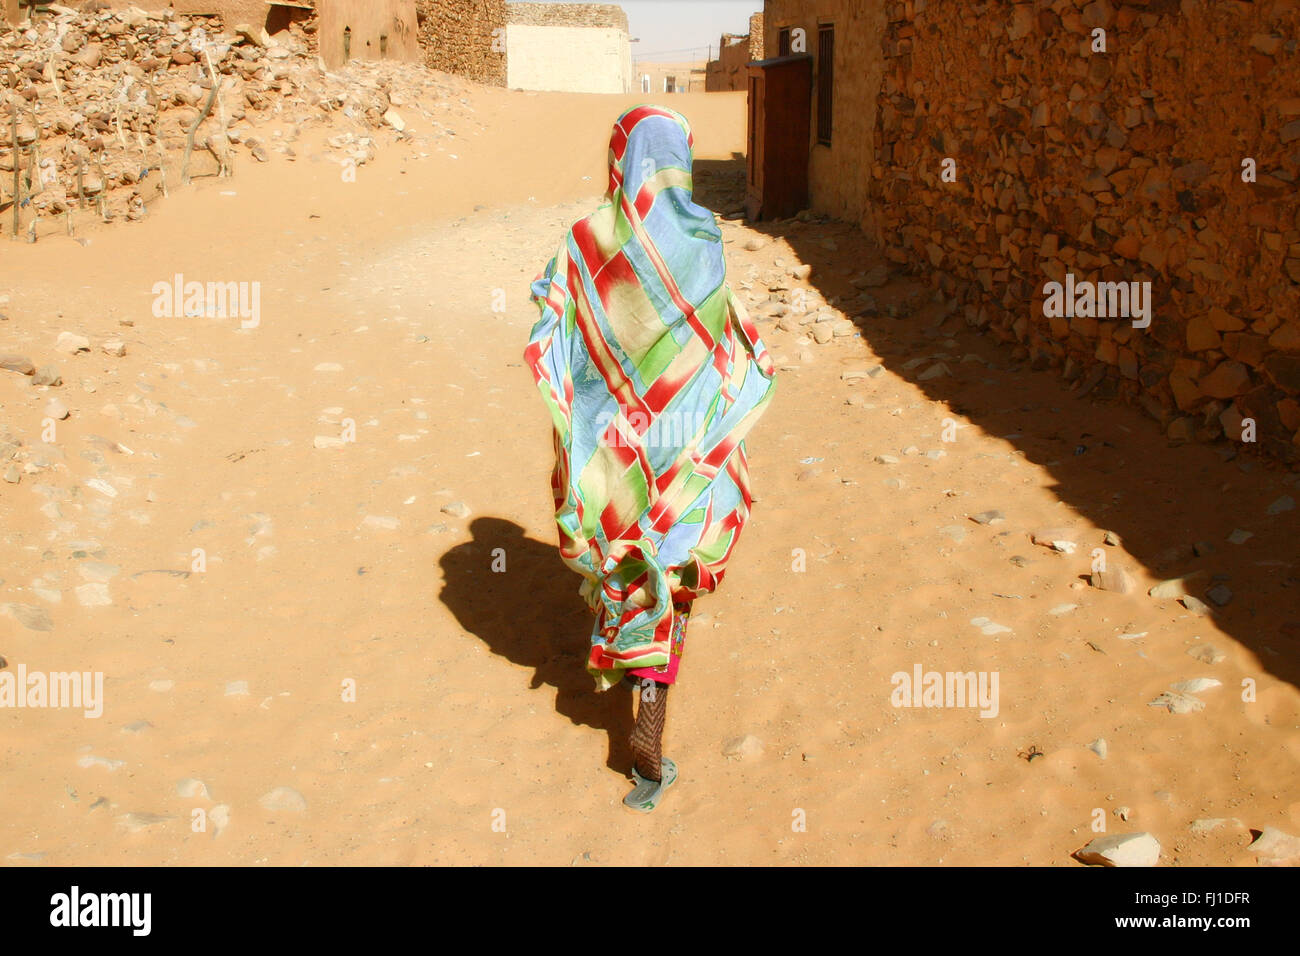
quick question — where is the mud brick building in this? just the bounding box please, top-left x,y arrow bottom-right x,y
636,60 -> 706,94
706,11 -> 763,92
756,0 -> 1300,463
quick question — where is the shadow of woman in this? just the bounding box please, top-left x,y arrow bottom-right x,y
438,517 -> 634,774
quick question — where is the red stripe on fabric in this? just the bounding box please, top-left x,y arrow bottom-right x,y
606,433 -> 638,470
620,190 -> 717,351
563,244 -> 653,421
634,186 -> 655,219
609,123 -> 629,160
702,433 -> 738,471
620,105 -> 675,134
728,452 -> 753,510
590,249 -> 638,312
571,217 -> 606,278
639,360 -> 694,416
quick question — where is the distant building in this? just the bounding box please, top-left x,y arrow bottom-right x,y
705,11 -> 763,92
506,2 -> 631,94
635,61 -> 708,94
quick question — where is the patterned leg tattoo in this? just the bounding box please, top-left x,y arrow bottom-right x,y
630,680 -> 669,782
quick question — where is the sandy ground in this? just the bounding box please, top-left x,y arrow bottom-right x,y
1,84 -> 1299,866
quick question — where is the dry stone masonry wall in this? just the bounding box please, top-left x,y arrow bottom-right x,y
869,0 -> 1300,465
414,0 -> 504,86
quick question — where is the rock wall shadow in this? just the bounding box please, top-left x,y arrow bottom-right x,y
694,156 -> 1300,691
438,517 -> 634,773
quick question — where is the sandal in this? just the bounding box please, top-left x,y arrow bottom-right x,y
623,757 -> 678,813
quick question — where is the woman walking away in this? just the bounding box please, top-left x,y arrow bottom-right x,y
523,106 -> 775,812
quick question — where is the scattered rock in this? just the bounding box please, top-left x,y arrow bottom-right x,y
917,361 -> 951,381
1248,827 -> 1300,866
1031,528 -> 1077,553
1266,495 -> 1295,516
55,332 -> 90,354
441,501 -> 470,519
1149,691 -> 1205,714
1090,567 -> 1133,593
176,778 -> 211,800
1148,573 -> 1206,599
74,583 -> 111,607
2,603 -> 53,632
259,786 -> 308,812
382,108 -> 406,132
0,354 -> 35,376
970,616 -> 1011,635
1189,818 -> 1241,834
1170,677 -> 1222,694
117,812 -> 172,833
1187,644 -> 1225,664
209,804 -> 232,836
722,734 -> 764,759
1074,832 -> 1161,867
1205,584 -> 1233,607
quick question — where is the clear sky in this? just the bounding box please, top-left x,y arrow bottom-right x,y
506,0 -> 760,64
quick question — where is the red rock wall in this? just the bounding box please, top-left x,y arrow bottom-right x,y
769,0 -> 1300,464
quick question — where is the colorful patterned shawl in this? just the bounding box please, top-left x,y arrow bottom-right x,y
524,105 -> 776,691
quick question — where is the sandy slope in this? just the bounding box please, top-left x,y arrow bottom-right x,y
1,85 -> 1298,866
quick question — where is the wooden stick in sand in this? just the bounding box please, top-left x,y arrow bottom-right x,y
11,107 -> 19,238
181,74 -> 219,185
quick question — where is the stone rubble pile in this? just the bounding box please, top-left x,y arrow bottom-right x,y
0,3 -> 475,226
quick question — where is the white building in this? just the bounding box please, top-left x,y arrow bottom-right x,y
506,2 -> 632,94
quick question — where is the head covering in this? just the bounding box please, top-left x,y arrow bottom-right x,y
524,105 -> 775,690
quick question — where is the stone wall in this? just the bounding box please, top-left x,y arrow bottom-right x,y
505,3 -> 630,94
506,2 -> 627,30
414,0 -> 506,86
748,11 -> 765,61
764,0 -> 1300,464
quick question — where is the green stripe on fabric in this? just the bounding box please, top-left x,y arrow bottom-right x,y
693,525 -> 736,565
696,286 -> 728,341
638,326 -> 684,382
